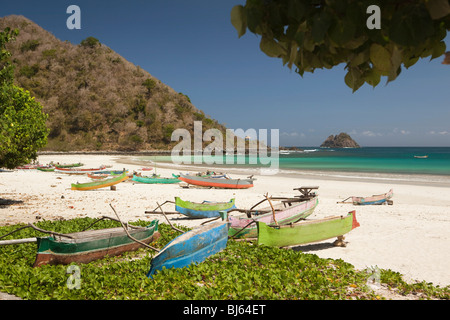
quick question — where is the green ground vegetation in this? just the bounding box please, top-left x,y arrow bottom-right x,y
0,217 -> 448,300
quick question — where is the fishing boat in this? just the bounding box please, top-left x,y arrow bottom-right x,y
71,172 -> 129,190
37,166 -> 55,172
33,220 -> 160,267
174,197 -> 236,219
54,162 -> 84,168
256,211 -> 360,247
147,221 -> 230,278
349,189 -> 393,205
228,195 -> 319,239
16,164 -> 38,169
132,174 -> 180,184
87,173 -> 109,179
178,173 -> 254,189
55,165 -> 106,174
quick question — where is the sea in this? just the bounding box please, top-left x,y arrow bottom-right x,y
140,147 -> 450,185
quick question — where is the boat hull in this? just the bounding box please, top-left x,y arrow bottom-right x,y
257,211 -> 360,247
33,221 -> 160,267
174,197 -> 236,219
132,175 -> 180,184
352,189 -> 393,205
178,174 -> 253,189
147,222 -> 229,278
71,172 -> 129,190
229,196 -> 318,239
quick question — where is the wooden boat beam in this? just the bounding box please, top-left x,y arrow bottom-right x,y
109,204 -> 160,252
155,202 -> 184,234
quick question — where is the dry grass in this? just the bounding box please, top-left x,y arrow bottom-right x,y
0,15 -> 227,151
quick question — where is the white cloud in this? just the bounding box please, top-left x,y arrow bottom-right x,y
429,130 -> 449,135
392,128 -> 410,135
362,130 -> 382,137
281,131 -> 305,137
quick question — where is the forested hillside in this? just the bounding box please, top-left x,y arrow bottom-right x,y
0,15 -> 227,151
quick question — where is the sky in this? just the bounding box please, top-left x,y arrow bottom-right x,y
1,0 -> 449,147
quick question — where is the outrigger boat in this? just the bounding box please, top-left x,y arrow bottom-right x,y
228,187 -> 319,239
339,189 -> 393,205
174,197 -> 236,219
55,165 -> 106,174
0,217 -> 160,267
256,210 -> 360,248
148,197 -> 236,219
71,172 -> 129,190
147,220 -> 229,278
132,174 -> 180,184
178,173 -> 254,189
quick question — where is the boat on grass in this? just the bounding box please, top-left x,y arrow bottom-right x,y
147,221 -> 229,278
346,189 -> 393,205
178,173 -> 254,189
0,217 -> 160,267
256,210 -> 360,247
228,192 -> 319,239
174,197 -> 236,219
71,172 -> 129,190
132,174 -> 180,184
34,219 -> 160,267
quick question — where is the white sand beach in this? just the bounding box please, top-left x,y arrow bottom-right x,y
1,154 -> 449,289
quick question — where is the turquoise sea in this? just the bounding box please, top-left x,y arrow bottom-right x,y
142,147 -> 450,177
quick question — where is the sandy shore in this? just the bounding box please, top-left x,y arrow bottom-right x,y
1,154 -> 449,289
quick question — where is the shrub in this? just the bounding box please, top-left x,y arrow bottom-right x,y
20,39 -> 40,52
19,64 -> 39,78
80,37 -> 100,48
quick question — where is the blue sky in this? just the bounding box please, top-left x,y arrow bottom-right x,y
2,0 -> 449,147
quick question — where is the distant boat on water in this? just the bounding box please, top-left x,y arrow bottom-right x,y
414,155 -> 429,159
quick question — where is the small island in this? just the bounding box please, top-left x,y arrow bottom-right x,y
320,132 -> 360,148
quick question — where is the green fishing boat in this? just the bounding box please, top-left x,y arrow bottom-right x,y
54,162 -> 84,168
37,166 -> 55,172
256,210 -> 360,247
33,220 -> 160,267
71,172 -> 129,190
132,174 -> 180,184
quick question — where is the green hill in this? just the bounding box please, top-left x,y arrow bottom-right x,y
0,15 -> 226,151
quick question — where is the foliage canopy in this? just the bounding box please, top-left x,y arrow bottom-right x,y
0,27 -> 48,169
231,0 -> 450,91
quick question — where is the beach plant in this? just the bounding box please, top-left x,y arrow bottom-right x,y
0,27 -> 48,169
0,217 -> 448,300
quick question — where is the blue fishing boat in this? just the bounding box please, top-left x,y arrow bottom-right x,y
147,221 -> 230,278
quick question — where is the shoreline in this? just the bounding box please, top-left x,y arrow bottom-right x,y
1,154 -> 449,289
118,156 -> 450,188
